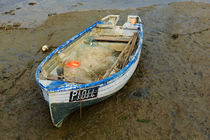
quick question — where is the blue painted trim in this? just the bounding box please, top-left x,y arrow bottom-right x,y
35,20 -> 143,93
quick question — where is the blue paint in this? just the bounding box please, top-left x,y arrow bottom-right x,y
46,81 -> 66,90
35,19 -> 143,93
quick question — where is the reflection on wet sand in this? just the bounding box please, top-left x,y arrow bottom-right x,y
0,2 -> 209,139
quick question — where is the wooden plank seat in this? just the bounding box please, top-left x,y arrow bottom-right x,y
93,36 -> 130,43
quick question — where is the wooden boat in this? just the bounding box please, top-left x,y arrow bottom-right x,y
35,15 -> 143,127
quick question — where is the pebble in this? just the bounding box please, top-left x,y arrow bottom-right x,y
48,12 -> 57,16
28,2 -> 36,6
13,23 -> 21,28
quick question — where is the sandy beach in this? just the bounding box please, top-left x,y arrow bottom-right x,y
0,1 -> 209,139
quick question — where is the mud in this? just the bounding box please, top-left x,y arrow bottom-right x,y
0,2 -> 210,139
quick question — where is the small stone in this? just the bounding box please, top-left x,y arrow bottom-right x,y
72,4 -> 77,7
3,11 -> 10,15
48,13 -> 52,16
28,2 -> 36,6
48,13 -> 56,16
171,34 -> 179,39
2,10 -> 15,15
77,2 -> 84,5
10,13 -> 15,15
13,22 -> 21,28
9,10 -> 15,13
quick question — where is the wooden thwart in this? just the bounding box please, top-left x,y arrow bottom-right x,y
93,36 -> 130,43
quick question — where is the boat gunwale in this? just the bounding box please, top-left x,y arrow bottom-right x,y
35,20 -> 143,93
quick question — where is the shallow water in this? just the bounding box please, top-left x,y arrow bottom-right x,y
0,1 -> 210,140
1,0 -> 210,27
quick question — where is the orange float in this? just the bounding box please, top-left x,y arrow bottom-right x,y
66,60 -> 80,68
129,18 -> 137,24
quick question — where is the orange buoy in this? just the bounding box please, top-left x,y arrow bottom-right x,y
129,18 -> 137,24
66,60 -> 80,68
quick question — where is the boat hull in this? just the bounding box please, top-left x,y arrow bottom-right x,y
36,16 -> 143,127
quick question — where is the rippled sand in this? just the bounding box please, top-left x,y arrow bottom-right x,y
0,2 -> 209,139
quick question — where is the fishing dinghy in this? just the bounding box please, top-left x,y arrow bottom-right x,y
35,15 -> 143,127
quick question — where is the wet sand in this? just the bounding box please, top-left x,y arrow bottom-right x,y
0,2 -> 210,139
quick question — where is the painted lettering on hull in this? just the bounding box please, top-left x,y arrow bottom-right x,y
69,87 -> 98,102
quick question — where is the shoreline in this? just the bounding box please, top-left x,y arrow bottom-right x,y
1,1 -> 210,28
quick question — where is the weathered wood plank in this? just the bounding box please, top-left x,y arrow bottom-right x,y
102,32 -> 138,78
103,37 -> 133,78
122,32 -> 138,67
93,36 -> 130,42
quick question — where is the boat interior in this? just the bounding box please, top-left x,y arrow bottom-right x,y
40,15 -> 140,84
